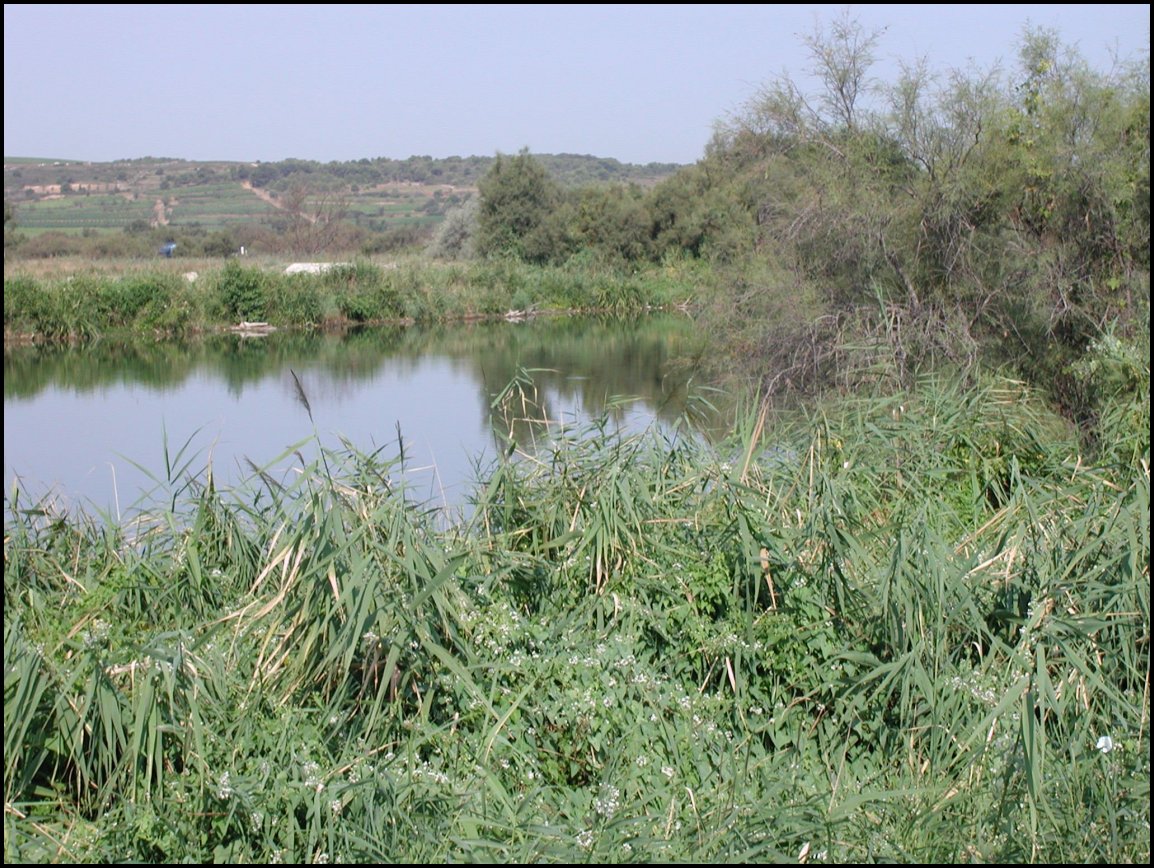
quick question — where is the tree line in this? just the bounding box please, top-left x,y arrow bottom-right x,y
3,153 -> 681,202
446,17 -> 1148,429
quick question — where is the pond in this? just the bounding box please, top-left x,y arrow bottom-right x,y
4,314 -> 728,519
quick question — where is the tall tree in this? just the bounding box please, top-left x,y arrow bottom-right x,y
475,149 -> 563,263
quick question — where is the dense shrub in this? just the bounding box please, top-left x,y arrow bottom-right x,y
99,276 -> 171,327
215,260 -> 267,322
475,149 -> 565,264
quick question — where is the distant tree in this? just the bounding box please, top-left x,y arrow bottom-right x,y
426,196 -> 479,260
281,182 -> 352,255
475,149 -> 564,263
202,230 -> 240,258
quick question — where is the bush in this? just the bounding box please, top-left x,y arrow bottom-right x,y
475,149 -> 565,264
216,261 -> 267,321
426,197 -> 478,260
1068,328 -> 1151,464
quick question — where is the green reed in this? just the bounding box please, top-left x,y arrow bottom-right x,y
4,370 -> 1148,863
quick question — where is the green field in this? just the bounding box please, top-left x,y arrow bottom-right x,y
10,193 -> 157,230
7,180 -> 442,234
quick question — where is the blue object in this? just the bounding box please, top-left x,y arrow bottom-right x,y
160,242 -> 177,258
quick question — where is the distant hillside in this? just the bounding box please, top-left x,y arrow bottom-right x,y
3,153 -> 682,198
3,153 -> 684,236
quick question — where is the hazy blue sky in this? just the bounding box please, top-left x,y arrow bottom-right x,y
4,4 -> 1149,166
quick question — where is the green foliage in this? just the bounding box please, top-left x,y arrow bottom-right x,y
3,258 -> 689,342
1067,327 -> 1151,465
4,374 -> 1148,862
4,275 -> 52,334
215,261 -> 267,322
426,196 -> 478,260
89,274 -> 193,332
264,274 -> 325,326
675,17 -> 1150,429
567,184 -> 654,264
102,275 -> 165,323
475,149 -> 565,264
3,14 -> 1149,860
254,261 -> 405,323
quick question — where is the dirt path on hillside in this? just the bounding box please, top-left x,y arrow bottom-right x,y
241,180 -> 316,223
153,198 -> 168,226
242,180 -> 280,209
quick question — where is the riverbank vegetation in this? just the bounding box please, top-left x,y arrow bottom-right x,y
5,369 -> 1149,862
4,15 -> 1150,863
3,255 -> 698,341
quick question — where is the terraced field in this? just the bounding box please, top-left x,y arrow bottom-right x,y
163,182 -> 282,227
5,153 -> 674,237
5,170 -> 457,235
6,186 -> 284,234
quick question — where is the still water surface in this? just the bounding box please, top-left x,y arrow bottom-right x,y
5,315 -> 723,518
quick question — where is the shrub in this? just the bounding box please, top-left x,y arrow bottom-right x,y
216,261 -> 267,321
426,197 -> 478,260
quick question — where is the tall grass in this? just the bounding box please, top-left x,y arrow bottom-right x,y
4,371 -> 1149,862
4,256 -> 681,342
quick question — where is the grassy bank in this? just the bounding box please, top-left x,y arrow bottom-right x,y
4,373 -> 1149,862
3,255 -> 706,342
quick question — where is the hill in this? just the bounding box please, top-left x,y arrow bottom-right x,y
2,154 -> 684,237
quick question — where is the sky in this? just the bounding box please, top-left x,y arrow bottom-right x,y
4,4 -> 1149,167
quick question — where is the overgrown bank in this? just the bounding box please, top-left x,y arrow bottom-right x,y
4,373 -> 1148,862
2,256 -> 702,342
4,16 -> 1150,862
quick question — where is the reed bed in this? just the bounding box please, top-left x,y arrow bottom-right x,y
4,372 -> 1149,863
4,256 -> 693,343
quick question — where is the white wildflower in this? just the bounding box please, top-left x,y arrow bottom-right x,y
594,784 -> 620,818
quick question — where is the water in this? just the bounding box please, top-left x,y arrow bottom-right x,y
4,314 -> 721,518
